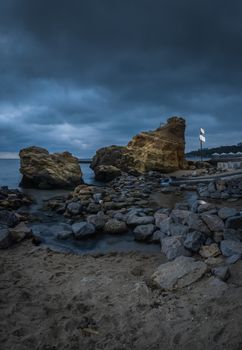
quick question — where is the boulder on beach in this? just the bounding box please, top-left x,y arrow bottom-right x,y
19,146 -> 83,189
151,256 -> 207,291
91,116 -> 187,179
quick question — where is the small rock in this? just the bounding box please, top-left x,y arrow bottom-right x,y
158,217 -> 172,233
204,256 -> 224,266
113,212 -> 128,222
186,213 -> 210,234
0,210 -> 19,227
199,243 -> 221,258
169,223 -> 189,237
66,202 -> 82,215
174,202 -> 190,210
201,213 -> 224,232
50,223 -> 73,240
133,224 -> 156,241
211,266 -> 230,281
154,212 -> 168,228
213,231 -> 224,243
170,209 -> 191,224
72,222 -> 96,238
220,240 -> 242,257
126,215 -> 154,226
183,231 -> 205,252
205,237 -> 214,246
87,212 -> 107,230
9,222 -> 32,242
87,202 -> 101,214
197,203 -> 216,214
151,256 -> 207,290
225,254 -> 241,265
150,230 -> 166,243
161,236 -> 191,261
223,228 -> 242,242
225,215 -> 242,230
104,219 -> 128,234
218,207 -> 238,220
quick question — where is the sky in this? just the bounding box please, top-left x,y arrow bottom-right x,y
0,0 -> 242,158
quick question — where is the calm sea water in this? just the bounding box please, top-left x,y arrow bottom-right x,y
0,159 -> 96,188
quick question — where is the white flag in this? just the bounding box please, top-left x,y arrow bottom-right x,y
199,134 -> 206,143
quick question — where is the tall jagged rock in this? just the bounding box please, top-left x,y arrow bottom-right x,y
91,116 -> 187,179
127,116 -> 186,172
19,146 -> 83,189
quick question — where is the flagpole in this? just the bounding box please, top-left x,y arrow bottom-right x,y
200,139 -> 203,162
199,128 -> 205,162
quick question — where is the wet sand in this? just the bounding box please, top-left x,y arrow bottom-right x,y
1,240 -> 242,350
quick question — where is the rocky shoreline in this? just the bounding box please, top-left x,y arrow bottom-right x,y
1,169 -> 242,349
1,170 -> 242,262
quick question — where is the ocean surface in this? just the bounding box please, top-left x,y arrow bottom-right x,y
0,159 -> 96,188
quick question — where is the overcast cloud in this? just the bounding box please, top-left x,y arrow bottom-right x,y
0,0 -> 242,157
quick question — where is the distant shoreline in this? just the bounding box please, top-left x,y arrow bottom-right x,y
78,159 -> 91,163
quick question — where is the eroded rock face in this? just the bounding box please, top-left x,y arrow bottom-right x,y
19,146 -> 83,189
126,116 -> 186,173
91,117 -> 186,178
91,146 -> 134,174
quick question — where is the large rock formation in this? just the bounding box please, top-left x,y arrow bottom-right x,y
91,117 -> 186,179
19,146 -> 83,189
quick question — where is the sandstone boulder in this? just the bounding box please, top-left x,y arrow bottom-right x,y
199,243 -> 221,258
91,117 -> 187,177
19,146 -> 83,189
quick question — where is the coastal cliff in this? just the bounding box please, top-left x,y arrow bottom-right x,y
91,116 -> 187,180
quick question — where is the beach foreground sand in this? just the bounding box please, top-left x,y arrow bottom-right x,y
1,240 -> 242,350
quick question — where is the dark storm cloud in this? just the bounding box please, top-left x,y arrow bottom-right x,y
0,0 -> 242,156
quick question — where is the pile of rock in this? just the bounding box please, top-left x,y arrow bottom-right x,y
45,179 -> 242,266
45,173 -> 161,218
155,202 -> 242,260
0,186 -> 33,249
197,177 -> 242,200
0,186 -> 32,210
150,201 -> 242,290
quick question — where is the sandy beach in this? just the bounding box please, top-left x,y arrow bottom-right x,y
1,239 -> 242,350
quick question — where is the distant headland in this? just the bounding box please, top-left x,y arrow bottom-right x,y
186,142 -> 242,158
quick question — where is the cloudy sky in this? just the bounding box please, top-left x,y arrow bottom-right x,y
0,0 -> 242,157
